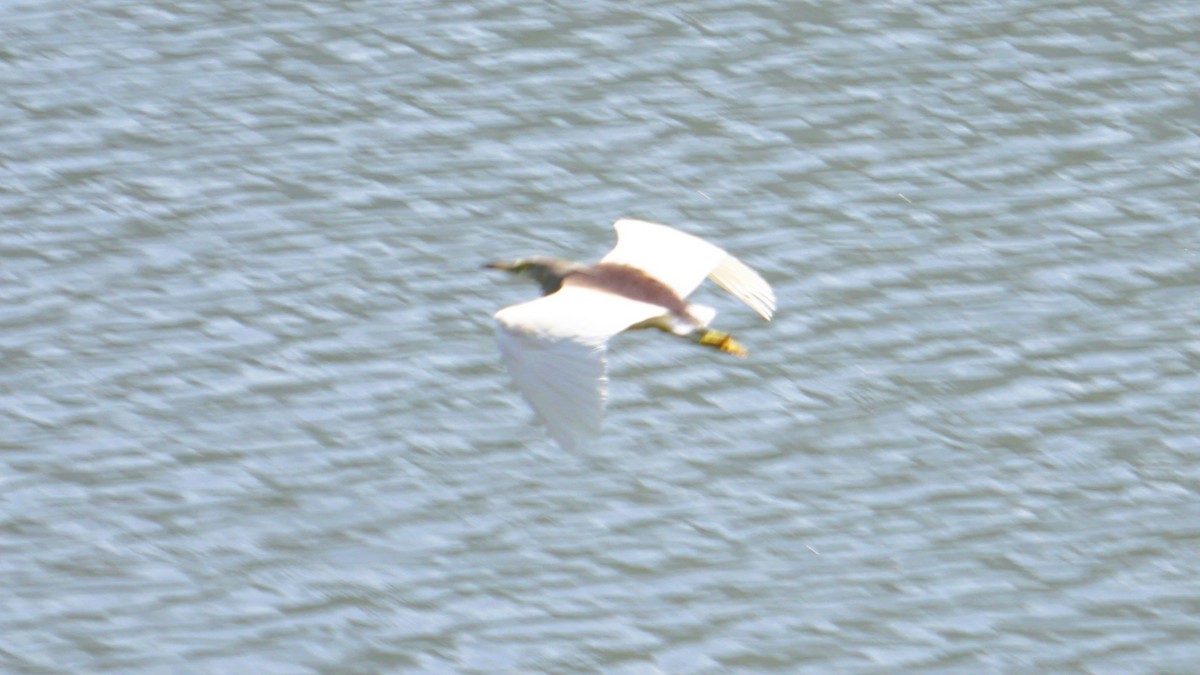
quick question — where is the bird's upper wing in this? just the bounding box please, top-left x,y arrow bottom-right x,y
601,218 -> 776,320
493,286 -> 666,451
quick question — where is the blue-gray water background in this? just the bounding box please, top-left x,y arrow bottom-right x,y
3,0 -> 1199,672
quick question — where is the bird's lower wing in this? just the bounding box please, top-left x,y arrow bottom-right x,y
495,327 -> 607,452
494,287 -> 666,451
603,219 -> 775,320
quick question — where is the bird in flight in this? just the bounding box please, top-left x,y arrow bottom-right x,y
486,218 -> 775,451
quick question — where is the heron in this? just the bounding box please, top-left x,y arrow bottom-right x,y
486,218 -> 775,451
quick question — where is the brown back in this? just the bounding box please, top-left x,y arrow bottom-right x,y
564,263 -> 692,319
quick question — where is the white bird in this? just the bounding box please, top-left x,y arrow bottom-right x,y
486,218 -> 775,451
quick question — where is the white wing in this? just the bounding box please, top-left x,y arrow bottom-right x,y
495,327 -> 606,452
494,286 -> 667,451
601,218 -> 776,320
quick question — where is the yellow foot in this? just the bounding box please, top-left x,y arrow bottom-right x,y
695,329 -> 748,357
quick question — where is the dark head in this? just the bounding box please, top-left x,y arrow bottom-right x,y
484,256 -> 586,296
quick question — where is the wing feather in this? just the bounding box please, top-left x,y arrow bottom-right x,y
495,326 -> 607,451
709,254 -> 776,320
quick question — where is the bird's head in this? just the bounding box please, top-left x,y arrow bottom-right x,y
484,256 -> 584,295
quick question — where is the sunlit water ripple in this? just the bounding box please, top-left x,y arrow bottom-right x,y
2,0 -> 1198,671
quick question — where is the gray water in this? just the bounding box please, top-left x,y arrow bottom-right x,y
3,0 -> 1199,672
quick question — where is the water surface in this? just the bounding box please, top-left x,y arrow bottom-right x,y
2,0 -> 1198,671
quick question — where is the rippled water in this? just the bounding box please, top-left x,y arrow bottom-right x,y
3,0 -> 1199,671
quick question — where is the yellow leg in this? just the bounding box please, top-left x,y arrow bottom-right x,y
694,329 -> 748,357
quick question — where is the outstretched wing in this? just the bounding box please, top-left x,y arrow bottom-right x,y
495,326 -> 607,452
493,286 -> 666,451
601,218 -> 775,320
